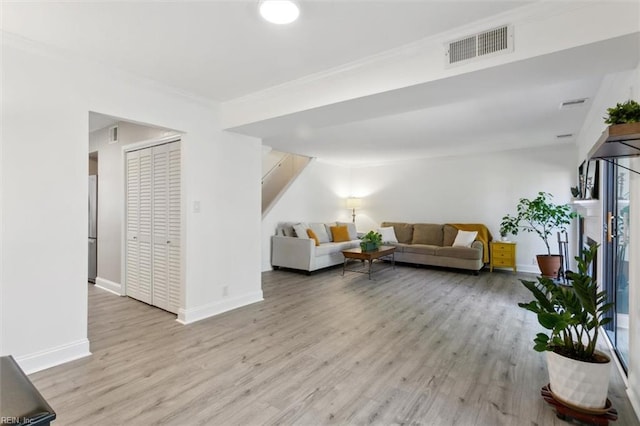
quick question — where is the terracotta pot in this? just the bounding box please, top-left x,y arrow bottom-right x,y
547,350 -> 611,410
536,254 -> 562,278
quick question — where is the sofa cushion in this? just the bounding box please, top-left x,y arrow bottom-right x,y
324,223 -> 336,242
403,244 -> 438,256
309,222 -> 331,243
443,225 -> 458,246
337,222 -> 357,240
435,246 -> 482,260
380,222 -> 413,244
389,243 -> 409,253
306,229 -> 320,246
315,241 -> 359,256
412,224 -> 443,246
378,226 -> 398,243
330,225 -> 351,242
293,223 -> 310,239
453,230 -> 478,247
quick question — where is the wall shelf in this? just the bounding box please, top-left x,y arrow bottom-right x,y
588,123 -> 640,176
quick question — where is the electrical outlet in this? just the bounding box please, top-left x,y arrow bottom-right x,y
222,285 -> 228,297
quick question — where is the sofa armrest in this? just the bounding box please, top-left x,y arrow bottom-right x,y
271,235 -> 314,271
471,240 -> 483,253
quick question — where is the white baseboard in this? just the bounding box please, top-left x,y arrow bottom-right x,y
95,276 -> 123,295
15,338 -> 91,374
177,291 -> 264,325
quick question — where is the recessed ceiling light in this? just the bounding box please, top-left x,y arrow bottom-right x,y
259,0 -> 300,25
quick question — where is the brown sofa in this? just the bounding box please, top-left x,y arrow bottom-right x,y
380,222 -> 488,273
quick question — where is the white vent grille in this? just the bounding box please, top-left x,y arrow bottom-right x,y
109,125 -> 118,144
560,98 -> 588,109
446,25 -> 513,66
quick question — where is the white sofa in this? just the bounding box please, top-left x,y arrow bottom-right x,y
271,222 -> 360,273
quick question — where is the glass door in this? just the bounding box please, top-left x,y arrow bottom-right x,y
603,158 -> 630,371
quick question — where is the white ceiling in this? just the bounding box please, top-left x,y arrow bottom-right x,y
3,1 -> 639,165
1,1 -> 530,101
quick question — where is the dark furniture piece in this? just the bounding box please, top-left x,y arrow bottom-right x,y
1,355 -> 56,426
341,245 -> 396,279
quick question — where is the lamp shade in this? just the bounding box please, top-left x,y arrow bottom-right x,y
346,198 -> 362,209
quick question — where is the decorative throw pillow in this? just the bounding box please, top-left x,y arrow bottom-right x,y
452,230 -> 478,248
307,229 -> 320,246
330,225 -> 351,242
336,222 -> 357,240
309,222 -> 331,243
324,223 -> 336,242
378,226 -> 398,243
293,223 -> 310,239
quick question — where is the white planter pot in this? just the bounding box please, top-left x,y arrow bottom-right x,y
547,350 -> 611,410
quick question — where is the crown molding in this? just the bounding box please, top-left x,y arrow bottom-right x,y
2,30 -> 220,110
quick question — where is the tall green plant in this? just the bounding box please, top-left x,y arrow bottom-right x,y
518,244 -> 612,362
500,192 -> 575,256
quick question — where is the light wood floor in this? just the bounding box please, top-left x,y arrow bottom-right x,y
31,265 -> 639,425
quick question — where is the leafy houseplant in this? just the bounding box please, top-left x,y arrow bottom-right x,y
519,244 -> 612,409
500,192 -> 576,277
604,99 -> 640,124
519,244 -> 611,361
360,230 -> 382,252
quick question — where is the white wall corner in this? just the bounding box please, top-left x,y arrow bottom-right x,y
94,277 -> 123,296
15,339 -> 91,375
176,291 -> 264,325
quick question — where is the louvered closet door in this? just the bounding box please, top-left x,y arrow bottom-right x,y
126,141 -> 181,314
125,149 -> 153,305
151,141 -> 181,314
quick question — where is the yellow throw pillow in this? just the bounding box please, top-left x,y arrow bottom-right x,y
307,228 -> 320,246
330,225 -> 351,242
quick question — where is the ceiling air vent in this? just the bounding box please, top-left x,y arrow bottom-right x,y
560,98 -> 588,109
108,125 -> 118,144
446,25 -> 513,66
556,133 -> 574,139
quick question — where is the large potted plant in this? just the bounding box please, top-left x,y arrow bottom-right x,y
519,244 -> 612,410
500,192 -> 576,277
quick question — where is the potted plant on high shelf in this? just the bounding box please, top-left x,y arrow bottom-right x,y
359,230 -> 382,252
500,192 -> 576,277
519,244 -> 612,411
604,99 -> 640,125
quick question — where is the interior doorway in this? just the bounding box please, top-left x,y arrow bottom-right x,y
87,112 -> 183,316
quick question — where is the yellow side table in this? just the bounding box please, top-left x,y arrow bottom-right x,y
490,241 -> 516,272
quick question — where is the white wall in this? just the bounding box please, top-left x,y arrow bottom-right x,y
263,144 -> 576,273
1,34 -> 263,373
89,121 -> 177,293
262,160 -> 351,271
349,144 -> 576,273
576,70 -> 638,161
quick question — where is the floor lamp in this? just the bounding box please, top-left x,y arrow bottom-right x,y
346,198 -> 362,223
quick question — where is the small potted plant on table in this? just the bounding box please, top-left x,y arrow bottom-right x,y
360,231 -> 382,252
